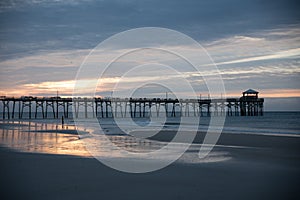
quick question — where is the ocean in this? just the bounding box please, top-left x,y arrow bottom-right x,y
2,111 -> 300,135
217,112 -> 300,135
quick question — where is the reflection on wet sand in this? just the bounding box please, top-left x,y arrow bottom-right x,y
0,120 -> 91,157
0,120 -> 232,164
0,120 -> 168,158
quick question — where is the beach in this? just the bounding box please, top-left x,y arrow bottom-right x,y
0,113 -> 300,200
1,138 -> 299,200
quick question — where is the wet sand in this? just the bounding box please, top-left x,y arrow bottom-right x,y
1,147 -> 299,200
147,130 -> 300,150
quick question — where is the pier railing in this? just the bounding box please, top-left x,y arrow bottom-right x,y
0,96 -> 264,119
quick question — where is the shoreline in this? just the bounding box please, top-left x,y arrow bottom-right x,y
1,117 -> 300,157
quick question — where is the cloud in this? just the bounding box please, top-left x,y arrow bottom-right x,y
1,25 -> 299,98
214,48 -> 300,66
204,26 -> 300,63
0,49 -> 88,71
1,0 -> 299,56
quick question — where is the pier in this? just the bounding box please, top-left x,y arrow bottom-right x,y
0,89 -> 264,119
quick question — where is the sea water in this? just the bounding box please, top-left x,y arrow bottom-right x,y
5,111 -> 300,135
217,112 -> 300,136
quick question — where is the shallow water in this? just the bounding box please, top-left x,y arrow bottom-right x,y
0,119 -> 233,164
0,112 -> 299,163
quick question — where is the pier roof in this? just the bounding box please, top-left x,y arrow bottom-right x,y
243,89 -> 259,94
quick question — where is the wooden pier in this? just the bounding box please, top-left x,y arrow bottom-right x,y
0,89 -> 264,119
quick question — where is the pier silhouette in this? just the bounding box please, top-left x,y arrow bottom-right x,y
0,89 -> 264,119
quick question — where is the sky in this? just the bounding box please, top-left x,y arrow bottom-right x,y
0,0 -> 299,110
